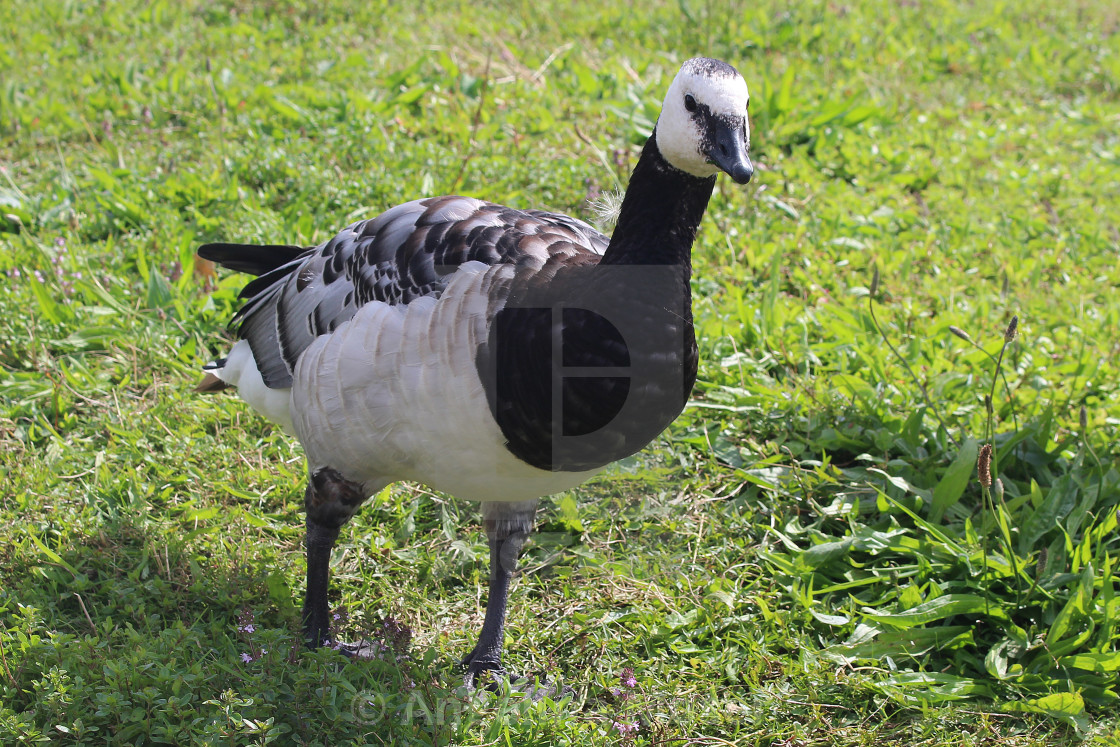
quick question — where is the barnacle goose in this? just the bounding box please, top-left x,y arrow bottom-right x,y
198,57 -> 753,687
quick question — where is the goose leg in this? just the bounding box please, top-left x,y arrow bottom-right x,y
460,529 -> 527,683
461,500 -> 537,689
301,467 -> 367,650
303,518 -> 340,647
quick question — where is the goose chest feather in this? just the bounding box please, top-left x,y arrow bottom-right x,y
198,56 -> 753,683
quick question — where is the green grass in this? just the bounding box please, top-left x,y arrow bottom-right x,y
2,0 -> 1119,744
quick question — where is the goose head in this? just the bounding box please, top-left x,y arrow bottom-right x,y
655,57 -> 754,184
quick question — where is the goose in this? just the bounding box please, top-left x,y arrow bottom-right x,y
197,56 -> 753,687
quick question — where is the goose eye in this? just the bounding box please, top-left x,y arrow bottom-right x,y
684,94 -> 697,113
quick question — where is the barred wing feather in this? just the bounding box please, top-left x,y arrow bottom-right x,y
198,195 -> 608,389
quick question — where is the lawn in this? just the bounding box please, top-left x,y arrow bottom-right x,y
2,0 -> 1119,744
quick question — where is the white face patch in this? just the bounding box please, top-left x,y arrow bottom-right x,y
656,58 -> 751,178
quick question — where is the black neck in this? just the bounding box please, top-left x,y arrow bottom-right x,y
600,132 -> 717,268
477,131 -> 711,473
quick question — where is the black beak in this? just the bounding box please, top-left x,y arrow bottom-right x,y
708,118 -> 753,184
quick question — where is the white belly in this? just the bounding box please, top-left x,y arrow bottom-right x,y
231,261 -> 602,502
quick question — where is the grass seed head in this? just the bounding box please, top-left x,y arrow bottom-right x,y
1080,405 -> 1088,432
870,264 -> 880,296
949,326 -> 973,342
978,444 -> 993,488
1004,315 -> 1019,343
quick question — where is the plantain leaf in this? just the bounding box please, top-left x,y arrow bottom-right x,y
863,594 -> 1006,628
1004,692 -> 1089,732
930,438 -> 978,523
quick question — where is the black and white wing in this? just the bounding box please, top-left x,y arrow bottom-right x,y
199,195 -> 609,389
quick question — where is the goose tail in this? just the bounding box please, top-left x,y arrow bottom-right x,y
197,242 -> 309,276
195,358 -> 232,393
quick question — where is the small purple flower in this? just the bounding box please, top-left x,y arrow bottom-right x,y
9,268 -> 19,279
33,270 -> 44,283
620,667 -> 637,688
332,613 -> 341,621
240,652 -> 253,663
613,720 -> 638,734
237,609 -> 256,633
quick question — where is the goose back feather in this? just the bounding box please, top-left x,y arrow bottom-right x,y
200,196 -> 608,390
